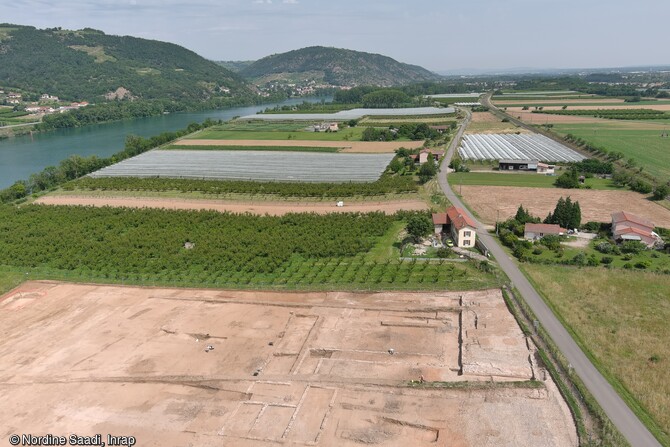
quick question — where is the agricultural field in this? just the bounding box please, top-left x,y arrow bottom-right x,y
552,122 -> 670,179
0,282 -> 577,446
89,150 -> 395,182
448,172 -> 620,190
171,139 -> 424,153
465,111 -> 528,134
524,265 -> 670,444
0,205 -> 499,290
65,174 -> 419,199
458,134 -> 585,162
36,195 -> 429,215
189,126 -> 368,141
457,185 -> 670,227
535,109 -> 670,120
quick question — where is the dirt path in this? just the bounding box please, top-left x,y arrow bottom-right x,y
458,185 -> 670,226
35,195 -> 429,215
174,139 -> 424,153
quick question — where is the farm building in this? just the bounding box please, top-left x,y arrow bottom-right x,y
524,223 -> 566,240
414,149 -> 444,164
499,159 -> 538,171
611,211 -> 661,248
432,206 -> 477,247
536,162 -> 555,175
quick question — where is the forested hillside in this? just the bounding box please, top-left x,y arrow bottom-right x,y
240,46 -> 441,86
0,24 -> 253,101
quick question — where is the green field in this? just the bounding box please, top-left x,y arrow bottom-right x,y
0,206 -> 499,291
448,171 -> 621,190
434,97 -> 483,104
164,145 -> 341,153
524,264 -> 670,445
496,100 -> 670,107
189,127 -> 367,141
552,123 -> 670,179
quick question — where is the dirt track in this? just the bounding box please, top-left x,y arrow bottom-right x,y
459,185 -> 670,226
0,282 -> 577,446
35,195 -> 429,215
174,139 -> 424,153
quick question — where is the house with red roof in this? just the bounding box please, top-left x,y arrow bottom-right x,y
432,206 -> 477,247
611,211 -> 660,248
524,223 -> 566,240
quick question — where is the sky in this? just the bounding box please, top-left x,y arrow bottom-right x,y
4,0 -> 670,73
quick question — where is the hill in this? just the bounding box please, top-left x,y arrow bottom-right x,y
216,60 -> 255,72
240,46 -> 441,87
0,24 -> 253,102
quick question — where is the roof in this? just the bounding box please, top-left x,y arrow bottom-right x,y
499,159 -> 539,165
446,206 -> 476,230
524,223 -> 566,234
611,211 -> 654,230
420,149 -> 444,155
432,213 -> 448,225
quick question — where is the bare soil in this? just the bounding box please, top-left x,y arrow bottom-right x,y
175,139 -> 424,153
506,108 -> 611,124
35,195 -> 429,215
459,185 -> 670,226
0,282 -> 577,446
465,112 -> 530,134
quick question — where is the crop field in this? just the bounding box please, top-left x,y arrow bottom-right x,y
535,109 -> 670,120
0,205 -> 499,291
448,172 -> 620,190
89,150 -> 395,183
66,175 -> 419,198
552,122 -> 670,179
37,195 -> 429,215
239,107 -> 454,121
171,139 -> 423,153
0,282 -> 576,446
458,134 -> 585,162
189,127 -> 367,141
465,111 -> 528,134
166,144 -> 341,153
524,265 -> 670,444
458,185 -> 670,226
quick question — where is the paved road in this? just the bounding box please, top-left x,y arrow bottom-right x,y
0,122 -> 39,129
439,107 -> 662,447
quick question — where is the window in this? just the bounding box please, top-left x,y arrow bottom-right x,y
463,240 -> 471,246
464,231 -> 471,237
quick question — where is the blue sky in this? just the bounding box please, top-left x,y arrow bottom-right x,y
4,0 -> 670,72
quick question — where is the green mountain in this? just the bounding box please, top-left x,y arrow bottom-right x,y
0,24 -> 253,102
240,46 -> 442,87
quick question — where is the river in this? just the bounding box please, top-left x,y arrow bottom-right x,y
0,97 -> 328,189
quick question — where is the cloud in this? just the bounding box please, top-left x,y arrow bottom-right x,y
253,0 -> 272,3
283,0 -> 298,3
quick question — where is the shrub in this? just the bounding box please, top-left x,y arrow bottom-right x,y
621,240 -> 646,254
600,256 -> 613,264
634,261 -> 651,269
532,247 -> 544,255
571,252 -> 587,266
623,263 -> 633,269
436,247 -> 451,258
540,234 -> 561,251
595,241 -> 614,254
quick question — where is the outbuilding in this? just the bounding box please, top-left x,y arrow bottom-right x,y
499,159 -> 538,171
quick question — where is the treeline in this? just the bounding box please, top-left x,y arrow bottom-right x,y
535,109 -> 670,120
361,123 -> 440,141
67,171 -> 418,198
35,93 -> 285,131
0,120 -> 220,203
